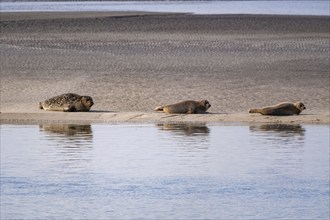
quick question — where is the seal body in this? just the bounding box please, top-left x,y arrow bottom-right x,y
39,93 -> 94,112
249,101 -> 306,116
155,100 -> 211,114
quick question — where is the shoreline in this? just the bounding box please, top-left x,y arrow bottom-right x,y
1,112 -> 329,125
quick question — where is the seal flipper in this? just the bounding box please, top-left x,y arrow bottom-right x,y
154,106 -> 164,112
65,105 -> 76,112
249,109 -> 261,114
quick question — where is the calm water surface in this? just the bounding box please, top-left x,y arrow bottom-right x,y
1,123 -> 329,219
1,1 -> 329,16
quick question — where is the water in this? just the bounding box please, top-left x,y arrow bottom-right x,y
1,1 -> 329,16
1,123 -> 329,219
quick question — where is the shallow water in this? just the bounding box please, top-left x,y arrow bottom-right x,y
1,1 -> 329,16
1,123 -> 329,219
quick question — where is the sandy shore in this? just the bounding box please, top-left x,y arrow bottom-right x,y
1,12 -> 329,124
1,111 -> 329,125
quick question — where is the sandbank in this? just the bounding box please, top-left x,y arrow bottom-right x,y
1,12 -> 329,124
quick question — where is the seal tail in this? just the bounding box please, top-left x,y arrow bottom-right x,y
249,108 -> 261,114
39,102 -> 44,109
154,106 -> 164,112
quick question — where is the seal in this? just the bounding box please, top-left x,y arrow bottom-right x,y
154,100 -> 211,114
249,101 -> 306,116
39,93 -> 94,112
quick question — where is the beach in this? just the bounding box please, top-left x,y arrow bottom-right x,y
0,12 -> 329,124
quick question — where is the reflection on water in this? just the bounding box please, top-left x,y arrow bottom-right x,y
157,123 -> 210,136
39,124 -> 92,136
250,124 -> 305,137
39,124 -> 93,146
157,123 -> 210,151
1,123 -> 329,219
250,124 -> 305,146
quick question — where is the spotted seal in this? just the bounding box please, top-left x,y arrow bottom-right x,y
155,100 -> 211,114
249,101 -> 306,115
39,93 -> 94,112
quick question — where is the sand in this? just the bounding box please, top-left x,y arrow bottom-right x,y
0,12 -> 329,124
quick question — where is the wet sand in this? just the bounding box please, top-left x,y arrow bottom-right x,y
0,12 -> 329,124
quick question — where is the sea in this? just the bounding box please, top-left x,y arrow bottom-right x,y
0,0 -> 329,16
1,123 -> 329,219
